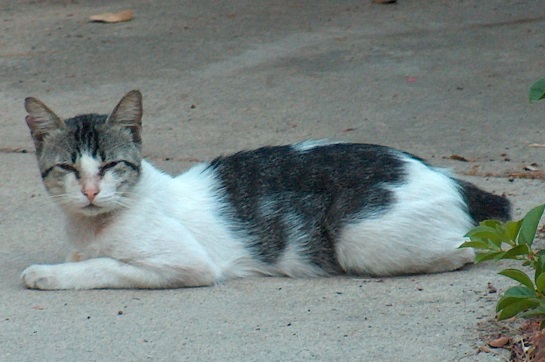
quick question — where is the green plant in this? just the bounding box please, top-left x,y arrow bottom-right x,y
459,78 -> 545,327
460,205 -> 545,325
530,78 -> 545,103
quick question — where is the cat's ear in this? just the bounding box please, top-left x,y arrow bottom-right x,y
106,90 -> 143,143
24,97 -> 66,150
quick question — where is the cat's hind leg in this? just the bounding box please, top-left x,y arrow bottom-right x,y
335,157 -> 477,276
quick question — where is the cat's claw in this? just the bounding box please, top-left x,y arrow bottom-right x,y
21,265 -> 62,290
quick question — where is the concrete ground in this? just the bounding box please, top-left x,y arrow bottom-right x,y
1,0 -> 545,360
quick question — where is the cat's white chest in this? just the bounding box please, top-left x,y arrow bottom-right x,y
64,215 -> 119,259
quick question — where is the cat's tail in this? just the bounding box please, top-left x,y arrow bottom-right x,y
456,179 -> 512,224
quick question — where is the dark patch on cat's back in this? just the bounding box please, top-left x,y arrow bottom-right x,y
208,143 -> 408,272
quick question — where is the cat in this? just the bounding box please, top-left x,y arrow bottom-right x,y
21,90 -> 511,290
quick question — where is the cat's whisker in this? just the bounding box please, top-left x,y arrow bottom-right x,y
112,196 -> 136,209
47,194 -> 71,204
26,195 -> 58,208
55,199 -> 77,207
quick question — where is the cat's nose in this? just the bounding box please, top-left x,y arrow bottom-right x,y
82,186 -> 100,202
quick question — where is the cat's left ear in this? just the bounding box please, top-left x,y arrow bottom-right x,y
106,90 -> 143,143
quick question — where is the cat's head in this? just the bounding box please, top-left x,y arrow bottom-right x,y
25,90 -> 143,217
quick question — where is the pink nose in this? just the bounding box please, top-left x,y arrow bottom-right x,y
82,186 -> 99,202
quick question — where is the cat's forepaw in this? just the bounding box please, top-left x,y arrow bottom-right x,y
21,264 -> 63,290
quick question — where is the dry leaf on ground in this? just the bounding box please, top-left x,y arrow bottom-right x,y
0,147 -> 29,153
508,171 -> 545,180
445,154 -> 478,162
523,165 -> 540,172
488,336 -> 510,348
487,282 -> 497,294
479,319 -> 545,361
531,329 -> 545,361
90,10 -> 134,23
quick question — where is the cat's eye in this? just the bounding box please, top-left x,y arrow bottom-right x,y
99,161 -> 120,175
57,163 -> 77,172
54,163 -> 80,179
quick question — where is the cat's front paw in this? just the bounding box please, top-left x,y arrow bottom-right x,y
21,264 -> 62,290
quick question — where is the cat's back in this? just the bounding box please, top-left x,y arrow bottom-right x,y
207,141 -> 412,195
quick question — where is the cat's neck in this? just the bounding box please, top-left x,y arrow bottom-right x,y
64,210 -> 116,238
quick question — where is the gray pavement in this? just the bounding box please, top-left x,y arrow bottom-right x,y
1,1 -> 545,360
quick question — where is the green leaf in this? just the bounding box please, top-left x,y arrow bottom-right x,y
505,219 -> 523,242
474,251 -> 505,264
518,204 -> 545,245
518,307 -> 545,319
496,296 -> 517,311
480,219 -> 504,229
498,268 -> 535,290
497,286 -> 537,314
529,79 -> 545,103
540,319 -> 545,330
502,244 -> 531,259
536,273 -> 545,294
536,255 -> 545,281
466,226 -> 506,247
458,241 -> 494,250
497,296 -> 528,312
503,285 -> 537,298
497,298 -> 540,320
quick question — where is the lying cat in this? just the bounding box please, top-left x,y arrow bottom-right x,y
21,90 -> 511,290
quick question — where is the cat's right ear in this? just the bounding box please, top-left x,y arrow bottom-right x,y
106,90 -> 143,143
24,97 -> 66,150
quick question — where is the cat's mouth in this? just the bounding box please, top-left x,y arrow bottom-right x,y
79,203 -> 106,216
